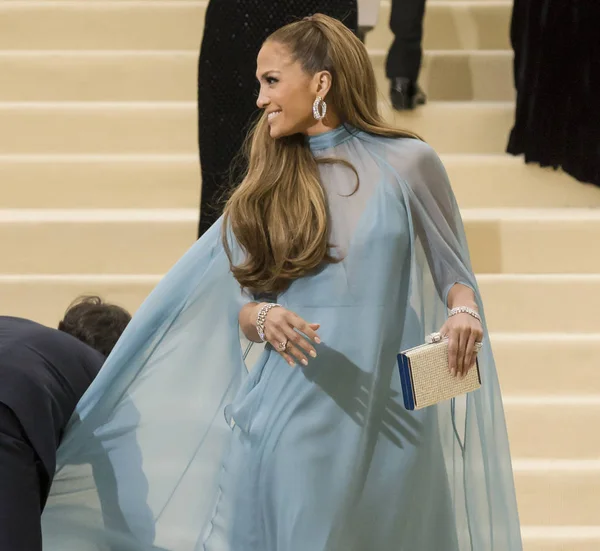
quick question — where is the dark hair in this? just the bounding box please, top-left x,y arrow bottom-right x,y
58,296 -> 132,358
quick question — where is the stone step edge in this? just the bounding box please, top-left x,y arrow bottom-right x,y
522,526 -> 600,541
0,49 -> 512,57
0,100 -> 514,109
492,333 -> 600,343
0,152 -> 525,162
2,207 -> 600,223
0,274 -> 163,282
2,274 -> 600,284
0,208 -> 199,222
0,100 -> 199,110
513,460 -> 600,472
0,0 -> 513,9
505,396 -> 600,406
0,153 -> 196,162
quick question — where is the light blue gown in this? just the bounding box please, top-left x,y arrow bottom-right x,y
42,126 -> 522,551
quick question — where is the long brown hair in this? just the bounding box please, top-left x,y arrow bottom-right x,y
223,14 -> 418,295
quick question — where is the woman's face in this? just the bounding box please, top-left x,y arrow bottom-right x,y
256,41 -> 325,139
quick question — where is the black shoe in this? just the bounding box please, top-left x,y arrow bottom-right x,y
390,77 -> 427,111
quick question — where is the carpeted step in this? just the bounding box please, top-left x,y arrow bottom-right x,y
0,101 -> 515,154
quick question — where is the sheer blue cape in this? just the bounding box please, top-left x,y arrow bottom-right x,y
42,126 -> 522,550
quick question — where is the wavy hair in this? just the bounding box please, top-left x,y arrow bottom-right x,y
223,14 -> 418,294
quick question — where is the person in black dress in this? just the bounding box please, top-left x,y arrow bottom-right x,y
508,0 -> 600,187
0,297 -> 131,551
197,0 -> 358,237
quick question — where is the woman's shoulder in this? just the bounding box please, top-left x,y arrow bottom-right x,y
360,133 -> 443,175
358,130 -> 436,156
384,135 -> 437,158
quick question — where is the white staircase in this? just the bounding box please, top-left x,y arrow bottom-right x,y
1,1 -> 600,547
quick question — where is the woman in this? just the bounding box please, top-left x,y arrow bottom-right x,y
42,15 -> 522,551
197,0 -> 358,237
508,0 -> 600,186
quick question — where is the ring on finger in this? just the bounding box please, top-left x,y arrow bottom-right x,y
277,340 -> 288,352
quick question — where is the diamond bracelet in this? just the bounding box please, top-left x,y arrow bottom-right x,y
256,303 -> 281,342
448,306 -> 481,323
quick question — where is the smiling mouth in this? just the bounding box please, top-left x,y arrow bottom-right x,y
267,111 -> 281,122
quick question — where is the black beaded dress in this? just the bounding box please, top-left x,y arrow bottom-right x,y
507,0 -> 600,188
197,0 -> 358,237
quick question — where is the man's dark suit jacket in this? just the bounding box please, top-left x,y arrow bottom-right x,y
0,316 -> 104,505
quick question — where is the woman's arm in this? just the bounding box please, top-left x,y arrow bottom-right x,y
390,141 -> 484,378
239,302 -> 263,343
447,282 -> 478,311
238,302 -> 321,366
442,284 -> 484,378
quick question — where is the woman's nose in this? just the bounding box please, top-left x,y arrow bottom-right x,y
256,92 -> 269,109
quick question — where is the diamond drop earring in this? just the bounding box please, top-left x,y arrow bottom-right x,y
312,96 -> 327,121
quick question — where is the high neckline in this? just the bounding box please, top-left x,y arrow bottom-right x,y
305,124 -> 359,152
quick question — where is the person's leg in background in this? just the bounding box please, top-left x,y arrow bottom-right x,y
0,403 -> 44,551
386,0 -> 427,110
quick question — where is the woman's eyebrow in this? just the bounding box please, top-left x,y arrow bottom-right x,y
257,70 -> 281,80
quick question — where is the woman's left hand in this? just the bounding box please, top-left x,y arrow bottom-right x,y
439,313 -> 484,378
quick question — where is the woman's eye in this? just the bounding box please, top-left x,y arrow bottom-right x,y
266,77 -> 278,85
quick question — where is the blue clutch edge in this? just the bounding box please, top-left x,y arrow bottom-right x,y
397,353 -> 415,410
398,354 -> 484,412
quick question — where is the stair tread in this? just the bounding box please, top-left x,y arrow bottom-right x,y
2,207 -> 599,221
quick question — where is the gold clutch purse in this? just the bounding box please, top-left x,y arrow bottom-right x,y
397,333 -> 482,410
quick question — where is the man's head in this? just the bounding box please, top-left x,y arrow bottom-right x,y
58,296 -> 132,358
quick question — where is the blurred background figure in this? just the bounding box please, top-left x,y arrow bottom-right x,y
197,0 -> 358,237
386,0 -> 427,111
0,296 -> 131,551
357,0 -> 427,111
508,0 -> 600,187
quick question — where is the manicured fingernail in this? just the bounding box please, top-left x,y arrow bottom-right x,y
301,359 -> 308,366
309,350 -> 317,358
314,337 -> 321,344
288,361 -> 295,367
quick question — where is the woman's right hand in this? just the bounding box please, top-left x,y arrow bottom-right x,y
259,305 -> 321,367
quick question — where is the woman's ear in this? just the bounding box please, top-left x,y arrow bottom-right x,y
315,71 -> 333,99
